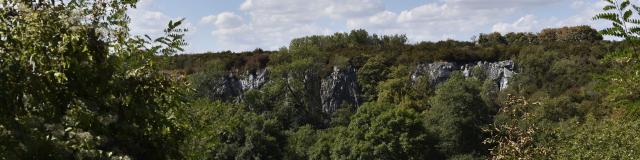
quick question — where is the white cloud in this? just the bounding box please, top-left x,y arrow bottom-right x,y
560,0 -> 608,28
201,12 -> 244,29
443,0 -> 568,10
129,10 -> 171,35
346,1 -> 514,42
324,0 -> 384,19
492,0 -> 609,34
136,0 -> 154,8
492,15 -> 540,33
202,0 -> 384,51
347,11 -> 397,28
397,4 -> 454,23
130,0 -> 197,36
128,0 -> 196,51
197,0 -> 608,51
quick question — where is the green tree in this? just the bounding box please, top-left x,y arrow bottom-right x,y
348,29 -> 371,47
284,125 -> 348,160
549,116 -> 640,159
487,96 -> 640,159
477,32 -> 507,46
376,65 -> 412,105
0,0 -> 188,159
375,65 -> 433,111
599,49 -> 640,112
357,55 -> 390,102
504,32 -> 539,45
284,125 -> 318,160
180,100 -> 284,160
484,95 -> 551,160
189,59 -> 235,101
538,26 -> 602,43
333,102 -> 440,160
266,46 -> 328,128
425,73 -> 491,157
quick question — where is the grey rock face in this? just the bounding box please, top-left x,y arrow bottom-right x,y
321,66 -> 360,113
412,60 -> 515,90
412,62 -> 458,86
206,60 -> 514,114
234,66 -> 360,114
207,74 -> 243,102
206,68 -> 268,102
239,68 -> 268,90
208,66 -> 360,114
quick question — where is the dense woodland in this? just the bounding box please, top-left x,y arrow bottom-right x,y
3,0 -> 640,159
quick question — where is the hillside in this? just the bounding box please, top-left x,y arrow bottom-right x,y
3,0 -> 640,159
166,26 -> 633,159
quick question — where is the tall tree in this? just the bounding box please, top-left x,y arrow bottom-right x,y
180,100 -> 284,160
0,0 -> 187,159
425,73 -> 491,157
357,55 -> 390,102
334,102 -> 440,160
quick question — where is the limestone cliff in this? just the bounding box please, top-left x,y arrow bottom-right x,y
205,60 -> 515,114
411,60 -> 515,90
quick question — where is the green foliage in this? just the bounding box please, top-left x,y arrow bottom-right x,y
282,102 -> 440,160
599,49 -> 640,113
595,0 -> 640,116
425,73 -> 491,157
504,32 -> 539,45
510,44 -> 606,97
487,96 -> 640,160
483,23 -> 638,159
376,65 -> 412,105
329,104 -> 357,127
477,32 -> 507,46
376,65 -> 434,111
333,102 -> 440,160
268,47 -> 328,128
549,116 -> 640,159
594,0 -> 640,42
485,95 -> 552,160
538,26 -> 603,43
168,50 -> 271,74
164,26 -> 616,159
189,60 -> 234,101
289,29 -> 407,51
284,125 -> 318,159
357,55 -> 390,102
2,1 -> 631,158
179,100 -> 284,160
408,75 -> 434,111
0,0 -> 188,159
477,26 -> 601,46
305,127 -> 347,160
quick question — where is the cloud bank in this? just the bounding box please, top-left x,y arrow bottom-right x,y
131,0 -> 607,52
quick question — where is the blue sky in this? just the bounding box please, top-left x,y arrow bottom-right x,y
129,0 -> 608,53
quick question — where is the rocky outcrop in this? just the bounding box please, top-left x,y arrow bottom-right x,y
321,66 -> 360,113
206,60 -> 515,114
411,60 -> 515,90
240,68 -> 268,90
206,74 -> 243,102
206,68 -> 268,102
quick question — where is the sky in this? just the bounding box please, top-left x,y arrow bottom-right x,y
128,0 -> 610,53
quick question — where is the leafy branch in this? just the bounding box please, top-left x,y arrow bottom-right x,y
594,0 -> 640,51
